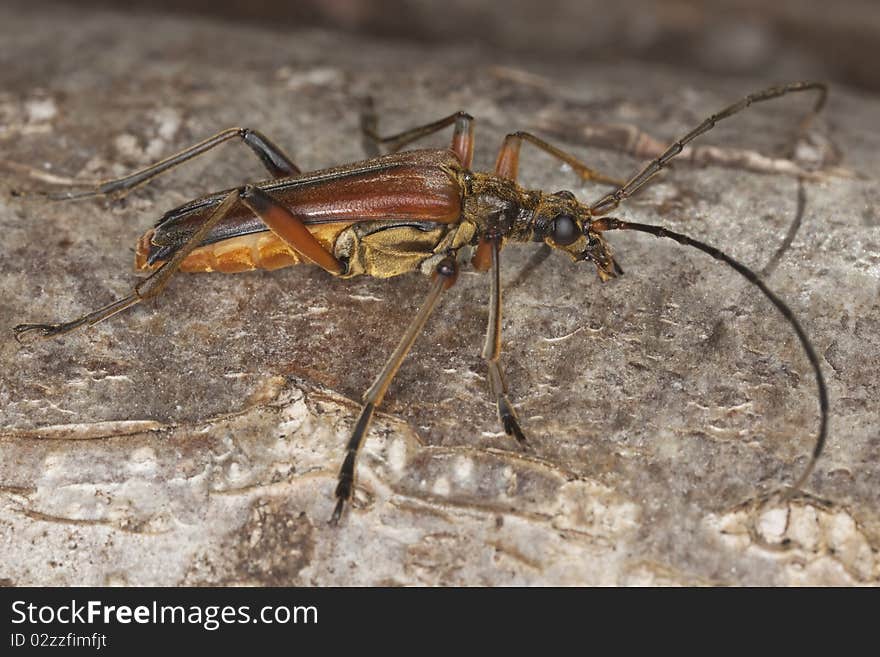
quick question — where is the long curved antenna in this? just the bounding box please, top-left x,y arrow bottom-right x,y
591,217 -> 828,492
589,82 -> 827,216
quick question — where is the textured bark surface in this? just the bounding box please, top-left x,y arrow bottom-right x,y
1,4 -> 878,585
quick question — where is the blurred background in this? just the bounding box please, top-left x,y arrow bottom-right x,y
59,0 -> 880,92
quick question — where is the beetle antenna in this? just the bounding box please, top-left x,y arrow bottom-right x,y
591,217 -> 827,494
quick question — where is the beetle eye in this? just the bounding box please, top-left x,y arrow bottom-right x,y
550,214 -> 579,245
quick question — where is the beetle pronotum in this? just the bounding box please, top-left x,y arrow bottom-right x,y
14,82 -> 829,523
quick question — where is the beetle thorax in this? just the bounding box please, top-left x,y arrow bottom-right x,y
462,173 -> 542,242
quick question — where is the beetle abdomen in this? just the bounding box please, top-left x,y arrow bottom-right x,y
135,222 -> 350,273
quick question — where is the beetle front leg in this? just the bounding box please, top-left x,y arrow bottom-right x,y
13,189 -> 243,342
331,256 -> 459,524
494,131 -> 624,187
34,127 -> 301,201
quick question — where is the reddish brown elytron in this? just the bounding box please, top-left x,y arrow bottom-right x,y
134,151 -> 464,274
14,84 -> 829,523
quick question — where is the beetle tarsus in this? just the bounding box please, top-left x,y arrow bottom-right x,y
501,407 -> 529,446
6,186 -> 100,202
13,317 -> 94,343
13,322 -> 64,343
329,495 -> 347,525
331,455 -> 356,525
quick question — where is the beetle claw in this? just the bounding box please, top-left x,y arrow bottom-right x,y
501,410 -> 529,447
12,323 -> 61,344
329,497 -> 346,526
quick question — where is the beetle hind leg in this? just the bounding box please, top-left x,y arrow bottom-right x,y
239,185 -> 344,275
14,183 -> 350,343
13,294 -> 141,343
13,189 -> 243,343
25,127 -> 301,202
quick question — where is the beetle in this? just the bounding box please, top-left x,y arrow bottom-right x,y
13,82 -> 829,523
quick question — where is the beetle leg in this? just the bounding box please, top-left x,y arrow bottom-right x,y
239,185 -> 344,275
38,128 -> 301,201
494,131 -> 624,186
361,97 -> 474,167
13,189 -> 243,343
331,256 -> 459,524
481,232 -> 527,445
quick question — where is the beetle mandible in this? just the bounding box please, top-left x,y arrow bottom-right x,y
14,83 -> 829,523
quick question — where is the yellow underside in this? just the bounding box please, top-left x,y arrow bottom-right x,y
135,223 -> 347,274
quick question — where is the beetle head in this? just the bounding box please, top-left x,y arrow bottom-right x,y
536,191 -> 620,281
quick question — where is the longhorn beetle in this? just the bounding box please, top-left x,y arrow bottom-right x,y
14,82 -> 829,523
